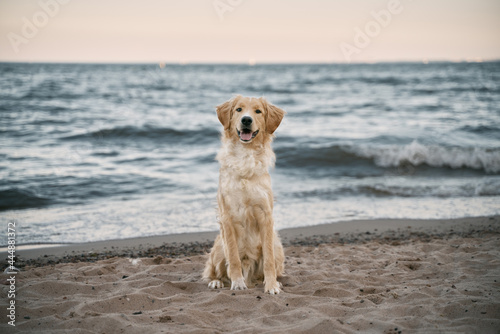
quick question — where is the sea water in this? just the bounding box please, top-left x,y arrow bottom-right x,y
1,62 -> 499,245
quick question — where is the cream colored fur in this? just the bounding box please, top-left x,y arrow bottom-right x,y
203,95 -> 285,295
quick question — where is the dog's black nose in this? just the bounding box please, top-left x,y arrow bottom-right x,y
241,116 -> 253,127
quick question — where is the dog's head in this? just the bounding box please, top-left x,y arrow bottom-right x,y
216,95 -> 285,144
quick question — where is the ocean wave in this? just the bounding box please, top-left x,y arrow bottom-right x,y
246,84 -> 300,94
21,90 -> 84,100
19,78 -> 84,100
30,118 -> 70,126
60,125 -> 220,144
288,179 -> 500,199
411,88 -> 436,95
296,110 -> 347,118
149,84 -> 176,91
276,143 -> 350,167
0,174 -> 177,211
0,188 -> 52,211
460,125 -> 500,139
346,182 -> 500,198
91,150 -> 120,157
275,143 -> 380,176
275,140 -> 500,174
346,140 -> 500,174
356,76 -> 405,86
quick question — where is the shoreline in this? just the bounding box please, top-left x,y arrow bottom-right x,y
2,216 -> 498,268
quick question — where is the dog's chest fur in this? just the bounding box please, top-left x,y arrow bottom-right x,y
217,141 -> 275,250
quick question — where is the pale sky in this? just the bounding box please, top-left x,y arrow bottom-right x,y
1,0 -> 499,63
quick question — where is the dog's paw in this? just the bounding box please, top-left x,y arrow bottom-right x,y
230,277 -> 247,290
208,280 -> 224,289
265,281 -> 282,295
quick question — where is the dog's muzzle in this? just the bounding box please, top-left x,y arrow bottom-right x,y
238,116 -> 258,142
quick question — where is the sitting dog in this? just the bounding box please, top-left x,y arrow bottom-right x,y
203,95 -> 286,295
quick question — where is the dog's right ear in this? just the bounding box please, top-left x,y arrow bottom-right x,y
216,95 -> 240,130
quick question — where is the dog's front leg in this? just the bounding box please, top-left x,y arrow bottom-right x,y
220,217 -> 247,290
257,207 -> 281,295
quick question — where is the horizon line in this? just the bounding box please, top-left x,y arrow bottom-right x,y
1,58 -> 499,66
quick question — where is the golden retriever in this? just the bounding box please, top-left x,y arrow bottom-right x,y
203,95 -> 286,295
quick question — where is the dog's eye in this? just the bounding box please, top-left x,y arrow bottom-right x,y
236,108 -> 242,112
255,109 -> 261,114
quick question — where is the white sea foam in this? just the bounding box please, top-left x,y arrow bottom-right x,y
348,140 -> 500,173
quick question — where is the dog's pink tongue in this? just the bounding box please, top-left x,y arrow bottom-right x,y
240,132 -> 252,141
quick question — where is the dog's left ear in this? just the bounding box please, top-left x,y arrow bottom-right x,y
262,98 -> 286,134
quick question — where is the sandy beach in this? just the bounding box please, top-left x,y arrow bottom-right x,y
1,216 -> 499,333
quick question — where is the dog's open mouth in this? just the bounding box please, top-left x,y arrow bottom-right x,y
237,129 -> 259,142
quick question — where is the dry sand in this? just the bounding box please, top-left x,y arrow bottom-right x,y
1,216 -> 499,333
